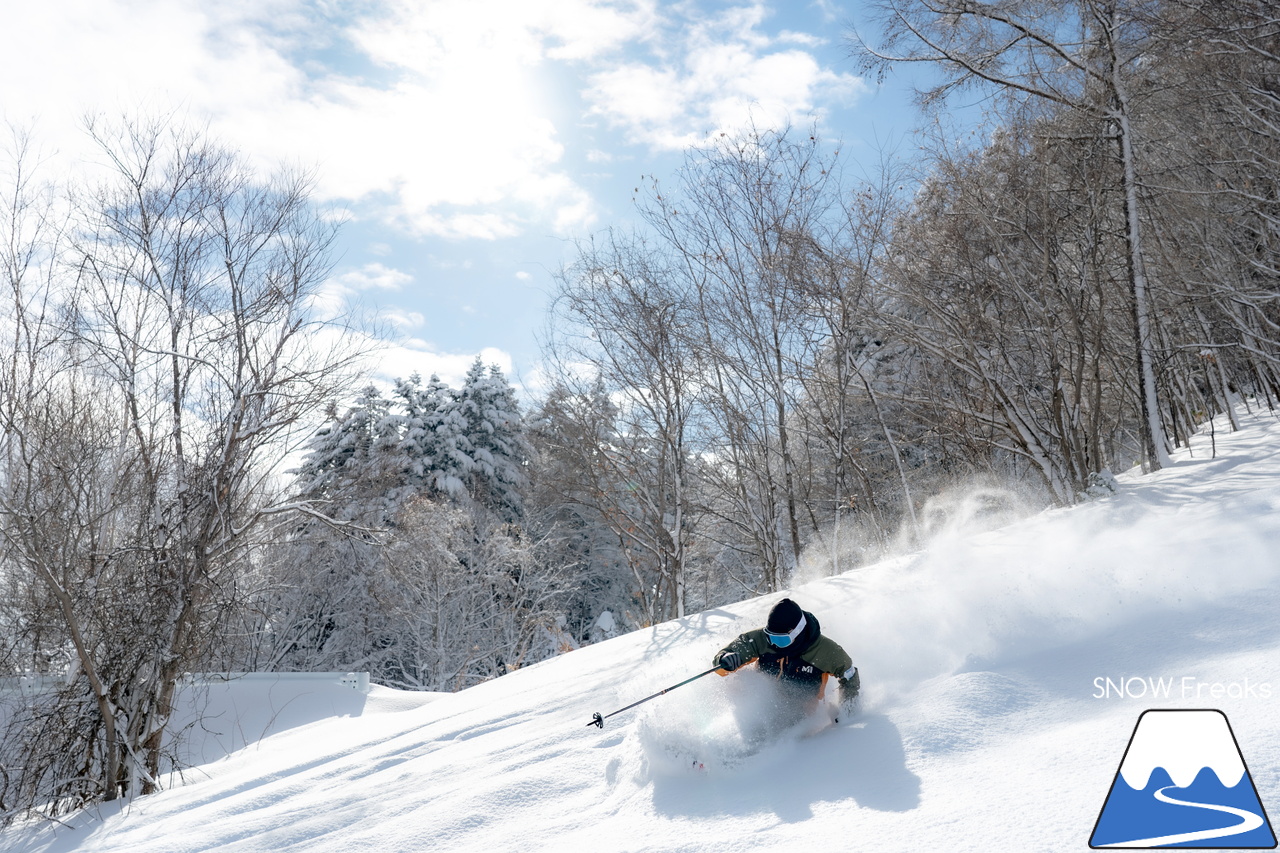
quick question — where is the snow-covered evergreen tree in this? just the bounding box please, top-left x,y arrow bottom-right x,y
294,385 -> 404,522
292,362 -> 527,521
426,377 -> 475,503
454,358 -> 529,521
388,373 -> 451,496
255,364 -> 542,688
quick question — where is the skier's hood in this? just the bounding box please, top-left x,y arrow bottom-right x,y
790,609 -> 821,656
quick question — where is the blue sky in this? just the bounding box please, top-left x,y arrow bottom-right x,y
1,0 -> 936,395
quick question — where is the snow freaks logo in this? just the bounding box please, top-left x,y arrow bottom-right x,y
1089,710 -> 1277,849
1092,676 -> 1273,701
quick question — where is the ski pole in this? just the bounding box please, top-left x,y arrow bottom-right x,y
587,666 -> 720,729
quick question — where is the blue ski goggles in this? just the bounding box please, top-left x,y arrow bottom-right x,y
765,614 -> 807,649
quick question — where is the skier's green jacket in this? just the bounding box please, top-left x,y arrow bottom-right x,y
713,607 -> 858,701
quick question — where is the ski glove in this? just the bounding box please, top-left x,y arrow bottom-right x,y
715,651 -> 742,672
839,666 -> 860,705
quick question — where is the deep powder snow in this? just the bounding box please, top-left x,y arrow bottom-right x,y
4,409 -> 1279,852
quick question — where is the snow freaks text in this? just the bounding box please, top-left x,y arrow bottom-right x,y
1092,677 -> 1273,701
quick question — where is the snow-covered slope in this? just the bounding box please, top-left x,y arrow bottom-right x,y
6,410 -> 1280,853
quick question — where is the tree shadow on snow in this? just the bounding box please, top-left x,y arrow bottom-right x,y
636,608 -> 744,664
647,711 -> 921,822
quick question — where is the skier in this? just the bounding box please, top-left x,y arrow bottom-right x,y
713,598 -> 860,722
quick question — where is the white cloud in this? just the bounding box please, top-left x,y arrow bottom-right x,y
233,71 -> 591,240
808,0 -> 844,24
310,262 -> 414,321
308,319 -> 516,391
374,340 -> 514,387
777,30 -> 826,47
2,0 -> 863,251
339,263 -> 413,291
0,0 -> 620,241
303,0 -> 656,237
1,1 -> 301,162
583,3 -> 866,150
350,0 -> 658,70
380,307 -> 427,330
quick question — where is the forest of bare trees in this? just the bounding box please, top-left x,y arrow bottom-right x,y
1,0 -> 1277,824
0,117 -> 364,816
542,0 -> 1280,622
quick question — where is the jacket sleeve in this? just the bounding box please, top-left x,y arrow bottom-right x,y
813,639 -> 859,700
714,629 -> 770,669
805,636 -> 853,680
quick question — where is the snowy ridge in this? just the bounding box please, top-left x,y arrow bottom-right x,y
1118,710 -> 1246,790
4,408 -> 1280,852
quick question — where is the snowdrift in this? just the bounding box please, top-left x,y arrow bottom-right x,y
5,409 -> 1280,852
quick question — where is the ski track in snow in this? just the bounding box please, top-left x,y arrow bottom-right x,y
3,409 -> 1280,852
1100,785 -> 1267,848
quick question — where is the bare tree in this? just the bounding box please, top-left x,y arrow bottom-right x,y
0,115 -> 362,820
1154,1 -> 1280,418
548,231 -> 701,621
641,128 -> 848,590
875,115 -> 1141,503
785,159 -> 920,551
853,0 -> 1173,471
547,128 -> 926,591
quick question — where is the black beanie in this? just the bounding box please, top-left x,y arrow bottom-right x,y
766,598 -> 804,634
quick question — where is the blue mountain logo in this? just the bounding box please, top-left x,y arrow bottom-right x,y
1090,709 -> 1276,849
